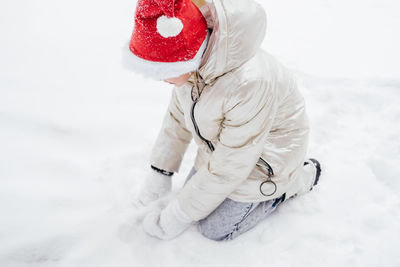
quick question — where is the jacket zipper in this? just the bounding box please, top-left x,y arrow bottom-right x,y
190,99 -> 215,152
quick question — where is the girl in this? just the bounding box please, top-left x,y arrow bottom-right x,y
123,0 -> 321,241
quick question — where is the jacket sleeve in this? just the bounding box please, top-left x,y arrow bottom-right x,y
150,87 -> 192,173
177,80 -> 279,221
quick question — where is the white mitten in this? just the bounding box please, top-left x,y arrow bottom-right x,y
134,170 -> 172,207
143,199 -> 193,240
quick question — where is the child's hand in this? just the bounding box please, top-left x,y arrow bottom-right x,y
142,199 -> 193,240
133,171 -> 172,207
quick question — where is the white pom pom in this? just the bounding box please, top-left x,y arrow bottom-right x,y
156,15 -> 183,38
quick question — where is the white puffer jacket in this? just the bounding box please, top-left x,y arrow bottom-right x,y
150,0 -> 310,221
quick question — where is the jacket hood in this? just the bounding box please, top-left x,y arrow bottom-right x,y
197,0 -> 267,83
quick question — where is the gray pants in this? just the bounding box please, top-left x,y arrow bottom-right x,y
184,167 -> 285,241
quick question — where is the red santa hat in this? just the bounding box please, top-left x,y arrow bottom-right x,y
122,0 -> 209,80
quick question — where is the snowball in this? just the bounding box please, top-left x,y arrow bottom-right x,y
156,15 -> 183,38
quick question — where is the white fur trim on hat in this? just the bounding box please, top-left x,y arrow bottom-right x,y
121,31 -> 209,80
156,16 -> 183,38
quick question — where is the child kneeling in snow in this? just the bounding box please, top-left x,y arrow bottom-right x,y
123,0 -> 321,241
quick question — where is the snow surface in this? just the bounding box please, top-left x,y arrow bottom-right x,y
1,0 -> 400,266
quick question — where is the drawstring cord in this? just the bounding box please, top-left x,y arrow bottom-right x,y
193,71 -> 200,101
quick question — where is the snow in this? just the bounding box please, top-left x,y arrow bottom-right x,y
1,0 -> 400,266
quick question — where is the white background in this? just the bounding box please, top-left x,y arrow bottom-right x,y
1,0 -> 399,266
